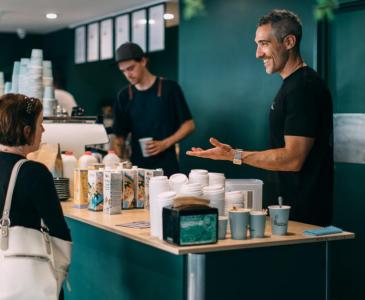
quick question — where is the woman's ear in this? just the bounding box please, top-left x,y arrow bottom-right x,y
23,125 -> 32,144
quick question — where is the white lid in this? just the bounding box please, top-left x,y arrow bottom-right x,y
190,169 -> 208,175
157,191 -> 176,200
169,173 -> 188,183
150,176 -> 168,182
203,184 -> 224,193
250,210 -> 267,216
268,205 -> 291,210
208,172 -> 225,177
229,208 -> 251,213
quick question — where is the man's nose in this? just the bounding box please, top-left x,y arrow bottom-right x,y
256,46 -> 263,59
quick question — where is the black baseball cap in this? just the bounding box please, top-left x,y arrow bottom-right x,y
115,42 -> 145,63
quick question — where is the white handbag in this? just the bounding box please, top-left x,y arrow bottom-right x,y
0,159 -> 72,300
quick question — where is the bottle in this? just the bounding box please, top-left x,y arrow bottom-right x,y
91,150 -> 103,163
53,143 -> 63,178
78,151 -> 98,169
102,150 -> 120,169
61,151 -> 77,197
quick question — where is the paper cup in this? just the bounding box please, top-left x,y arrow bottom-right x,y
229,208 -> 251,240
139,137 -> 153,157
249,210 -> 267,238
268,205 -> 291,235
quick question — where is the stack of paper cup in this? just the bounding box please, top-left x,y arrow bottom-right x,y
28,49 -> 43,99
156,191 -> 176,240
11,61 -> 20,93
4,82 -> 12,94
149,176 -> 170,237
224,191 -> 245,216
179,183 -> 203,197
203,184 -> 225,216
169,173 -> 188,194
0,72 -> 4,96
42,60 -> 53,87
43,86 -> 57,116
189,169 -> 209,187
208,172 -> 225,187
18,58 -> 30,95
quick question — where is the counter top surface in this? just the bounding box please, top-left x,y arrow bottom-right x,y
62,201 -> 354,255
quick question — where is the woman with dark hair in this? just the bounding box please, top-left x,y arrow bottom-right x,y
0,94 -> 71,299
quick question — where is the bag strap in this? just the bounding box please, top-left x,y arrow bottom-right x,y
1,159 -> 28,250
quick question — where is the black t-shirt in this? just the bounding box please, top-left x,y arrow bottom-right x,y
113,78 -> 192,176
0,152 -> 71,241
269,66 -> 333,226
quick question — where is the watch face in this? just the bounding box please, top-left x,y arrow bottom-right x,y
233,150 -> 242,165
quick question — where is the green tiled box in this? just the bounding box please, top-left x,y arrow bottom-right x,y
163,205 -> 218,246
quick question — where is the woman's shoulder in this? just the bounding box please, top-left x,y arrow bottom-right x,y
20,160 -> 53,179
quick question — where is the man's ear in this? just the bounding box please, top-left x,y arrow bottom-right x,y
283,34 -> 297,50
141,57 -> 148,67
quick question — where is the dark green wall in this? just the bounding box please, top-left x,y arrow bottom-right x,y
1,26 -> 178,115
178,0 -> 317,205
42,26 -> 179,115
0,33 -> 43,81
327,5 -> 365,300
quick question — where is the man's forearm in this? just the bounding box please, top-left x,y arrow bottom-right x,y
164,119 -> 195,148
241,148 -> 303,171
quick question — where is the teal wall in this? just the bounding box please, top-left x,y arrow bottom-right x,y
42,26 -> 179,115
0,26 -> 178,115
327,5 -> 365,300
178,0 -> 317,206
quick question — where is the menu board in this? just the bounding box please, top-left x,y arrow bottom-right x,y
87,23 -> 99,62
132,9 -> 147,52
149,5 -> 165,52
75,26 -> 86,64
115,15 -> 130,49
100,19 -> 113,60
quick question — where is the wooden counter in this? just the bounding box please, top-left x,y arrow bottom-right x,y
61,201 -> 354,255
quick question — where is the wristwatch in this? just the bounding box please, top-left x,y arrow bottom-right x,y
233,149 -> 243,165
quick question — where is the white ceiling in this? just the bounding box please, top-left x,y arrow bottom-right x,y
0,0 -> 176,34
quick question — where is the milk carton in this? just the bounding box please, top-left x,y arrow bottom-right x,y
121,168 -> 137,209
136,168 -> 146,208
103,171 -> 122,214
73,169 -> 89,208
88,170 -> 104,211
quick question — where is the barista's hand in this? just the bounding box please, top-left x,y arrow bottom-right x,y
186,137 -> 234,161
145,139 -> 170,156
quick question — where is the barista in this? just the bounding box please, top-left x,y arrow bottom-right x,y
187,10 -> 333,226
112,42 -> 195,176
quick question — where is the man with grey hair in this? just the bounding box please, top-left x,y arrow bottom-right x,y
187,9 -> 333,226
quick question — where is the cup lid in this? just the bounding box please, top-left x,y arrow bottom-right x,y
268,205 -> 291,210
229,208 -> 251,213
250,210 -> 267,216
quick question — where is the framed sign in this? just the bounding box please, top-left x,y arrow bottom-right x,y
132,9 -> 147,51
100,19 -> 113,60
75,26 -> 86,64
149,5 -> 165,52
115,15 -> 130,49
87,22 -> 99,62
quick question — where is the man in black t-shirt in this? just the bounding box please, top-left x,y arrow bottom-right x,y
112,42 -> 195,176
187,10 -> 333,226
